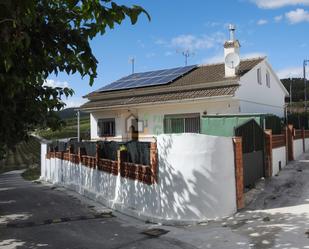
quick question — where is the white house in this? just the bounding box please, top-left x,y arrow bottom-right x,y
80,26 -> 289,142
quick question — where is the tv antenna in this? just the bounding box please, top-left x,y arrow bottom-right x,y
129,57 -> 135,74
177,49 -> 195,66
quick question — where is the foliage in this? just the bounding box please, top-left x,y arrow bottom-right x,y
286,113 -> 309,129
36,115 -> 90,140
21,167 -> 41,181
119,144 -> 128,152
281,78 -> 309,102
0,0 -> 149,159
0,137 -> 40,174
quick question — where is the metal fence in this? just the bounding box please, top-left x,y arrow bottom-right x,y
47,140 -> 151,165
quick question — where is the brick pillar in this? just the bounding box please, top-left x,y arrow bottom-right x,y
68,145 -> 71,163
302,127 -> 305,152
233,137 -> 244,210
150,142 -> 158,184
287,125 -> 294,161
264,130 -> 273,178
78,146 -> 81,164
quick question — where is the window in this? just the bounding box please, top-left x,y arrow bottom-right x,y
257,68 -> 262,84
266,71 -> 270,88
164,114 -> 200,134
98,118 -> 115,137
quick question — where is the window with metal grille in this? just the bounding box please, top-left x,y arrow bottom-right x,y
98,118 -> 115,137
164,114 -> 200,134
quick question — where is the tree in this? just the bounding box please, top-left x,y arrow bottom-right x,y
0,0 -> 149,158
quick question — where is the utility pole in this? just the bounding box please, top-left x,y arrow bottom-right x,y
289,77 -> 293,107
304,60 -> 309,112
77,110 -> 80,142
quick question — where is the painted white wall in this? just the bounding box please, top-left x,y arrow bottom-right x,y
235,60 -> 287,117
305,138 -> 309,152
90,99 -> 240,141
41,133 -> 237,224
294,139 -> 304,159
272,146 -> 286,176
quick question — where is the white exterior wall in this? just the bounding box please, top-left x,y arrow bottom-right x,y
305,138 -> 309,152
90,99 -> 240,141
294,139 -> 304,159
41,133 -> 236,224
272,147 -> 286,176
235,60 -> 287,117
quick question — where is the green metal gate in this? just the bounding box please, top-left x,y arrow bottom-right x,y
235,119 -> 266,190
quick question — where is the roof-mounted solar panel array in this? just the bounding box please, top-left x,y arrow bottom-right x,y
96,65 -> 197,92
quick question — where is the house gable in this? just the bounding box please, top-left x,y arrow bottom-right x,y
235,58 -> 288,117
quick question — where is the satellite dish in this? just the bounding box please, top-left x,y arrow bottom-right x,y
225,52 -> 240,69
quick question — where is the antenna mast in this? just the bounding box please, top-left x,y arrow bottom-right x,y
129,57 -> 135,74
180,50 -> 194,66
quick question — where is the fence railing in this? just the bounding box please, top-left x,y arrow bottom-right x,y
46,140 -> 158,185
272,134 -> 286,149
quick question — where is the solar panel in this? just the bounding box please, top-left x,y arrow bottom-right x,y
96,65 -> 197,92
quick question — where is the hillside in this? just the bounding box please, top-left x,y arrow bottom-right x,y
0,137 -> 40,174
36,115 -> 90,140
281,78 -> 309,102
57,107 -> 88,120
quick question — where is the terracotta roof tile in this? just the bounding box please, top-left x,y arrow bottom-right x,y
80,85 -> 239,110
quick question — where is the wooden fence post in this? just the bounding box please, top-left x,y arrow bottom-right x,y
233,137 -> 244,210
264,130 -> 273,178
287,125 -> 294,161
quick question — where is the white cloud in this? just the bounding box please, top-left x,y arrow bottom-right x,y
164,51 -> 173,56
155,39 -> 166,45
257,19 -> 268,25
277,66 -> 303,78
285,8 -> 309,23
169,32 -> 226,51
205,21 -> 221,27
274,15 -> 283,22
252,0 -> 309,9
145,52 -> 156,58
44,79 -> 69,88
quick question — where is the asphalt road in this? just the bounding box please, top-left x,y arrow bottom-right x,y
1,152 -> 309,249
0,171 -> 194,249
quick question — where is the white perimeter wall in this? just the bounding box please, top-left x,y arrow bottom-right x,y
272,146 -> 286,176
294,139 -> 304,159
235,60 -> 287,117
305,138 -> 309,152
41,133 -> 236,224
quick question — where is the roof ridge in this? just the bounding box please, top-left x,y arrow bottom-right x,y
198,56 -> 267,67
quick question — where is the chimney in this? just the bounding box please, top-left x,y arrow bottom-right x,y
224,24 -> 241,77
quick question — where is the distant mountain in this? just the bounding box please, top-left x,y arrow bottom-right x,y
56,108 -> 88,120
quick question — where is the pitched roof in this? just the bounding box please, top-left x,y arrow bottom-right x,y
80,85 -> 239,110
80,57 -> 265,110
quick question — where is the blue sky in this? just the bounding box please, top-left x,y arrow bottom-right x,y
48,0 -> 309,107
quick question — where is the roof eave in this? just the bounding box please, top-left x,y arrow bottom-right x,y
79,94 -> 236,112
